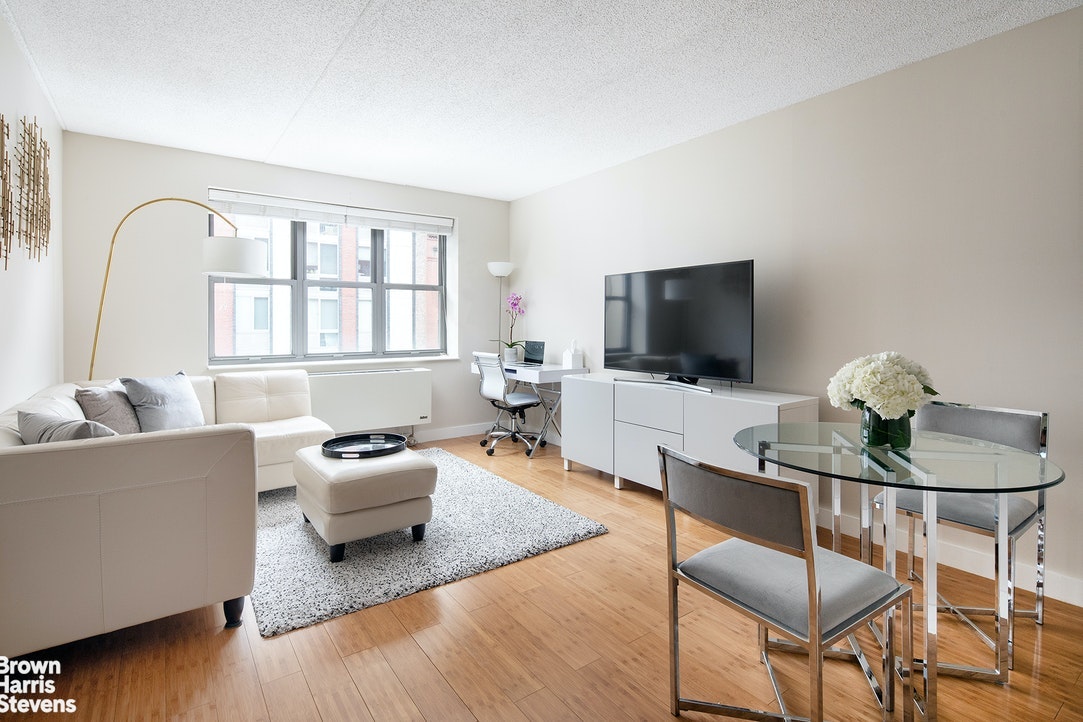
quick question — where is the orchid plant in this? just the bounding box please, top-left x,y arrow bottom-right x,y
492,292 -> 526,349
827,351 -> 938,420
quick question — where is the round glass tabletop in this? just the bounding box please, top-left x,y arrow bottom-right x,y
733,422 -> 1064,493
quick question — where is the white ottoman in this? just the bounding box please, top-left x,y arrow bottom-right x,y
293,446 -> 439,562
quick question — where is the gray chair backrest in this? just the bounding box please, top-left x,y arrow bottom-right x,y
659,446 -> 810,556
473,351 -> 510,404
915,401 -> 1047,456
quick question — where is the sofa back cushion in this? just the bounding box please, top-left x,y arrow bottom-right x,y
189,376 -> 216,424
215,370 -> 312,423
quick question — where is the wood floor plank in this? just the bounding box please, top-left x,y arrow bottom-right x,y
261,671 -> 319,722
411,621 -> 530,721
343,646 -> 425,722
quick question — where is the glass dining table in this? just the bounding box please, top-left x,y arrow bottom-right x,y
733,422 -> 1065,721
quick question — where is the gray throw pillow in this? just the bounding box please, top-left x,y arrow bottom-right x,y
18,411 -> 119,444
75,380 -> 141,434
120,372 -> 206,432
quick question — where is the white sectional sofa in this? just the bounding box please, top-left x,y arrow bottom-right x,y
0,369 -> 334,658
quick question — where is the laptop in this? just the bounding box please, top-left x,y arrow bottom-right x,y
522,340 -> 545,365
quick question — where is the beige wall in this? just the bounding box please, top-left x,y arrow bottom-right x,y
0,19 -> 64,410
61,134 -> 510,439
510,10 -> 1083,600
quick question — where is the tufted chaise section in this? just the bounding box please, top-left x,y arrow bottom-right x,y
213,370 -> 335,492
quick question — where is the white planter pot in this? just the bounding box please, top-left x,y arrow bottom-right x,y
503,347 -> 520,364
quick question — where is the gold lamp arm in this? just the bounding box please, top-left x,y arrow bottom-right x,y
88,197 -> 238,379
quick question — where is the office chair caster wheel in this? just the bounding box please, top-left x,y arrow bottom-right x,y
539,439 -> 547,447
480,438 -> 488,446
486,448 -> 494,456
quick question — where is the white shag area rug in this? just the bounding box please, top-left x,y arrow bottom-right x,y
250,447 -> 608,637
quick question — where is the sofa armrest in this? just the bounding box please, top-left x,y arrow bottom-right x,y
0,424 -> 257,658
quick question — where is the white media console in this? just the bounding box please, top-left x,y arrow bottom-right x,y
560,373 -> 820,500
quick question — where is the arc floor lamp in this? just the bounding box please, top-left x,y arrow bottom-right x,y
88,197 -> 266,379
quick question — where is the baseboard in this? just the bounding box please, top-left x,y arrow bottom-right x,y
818,507 -> 1083,607
413,422 -> 563,447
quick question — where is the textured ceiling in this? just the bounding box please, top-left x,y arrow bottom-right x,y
2,1 -> 1078,200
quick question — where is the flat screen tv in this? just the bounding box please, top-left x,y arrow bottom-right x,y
604,259 -> 753,385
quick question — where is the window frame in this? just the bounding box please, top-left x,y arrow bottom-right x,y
207,211 -> 448,365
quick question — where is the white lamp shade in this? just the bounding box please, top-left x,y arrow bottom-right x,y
487,261 -> 515,277
204,235 -> 267,277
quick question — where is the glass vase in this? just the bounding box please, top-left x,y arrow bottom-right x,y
861,407 -> 912,449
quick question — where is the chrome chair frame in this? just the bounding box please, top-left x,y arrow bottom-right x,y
873,400 -> 1047,679
660,446 -> 913,721
473,351 -> 544,457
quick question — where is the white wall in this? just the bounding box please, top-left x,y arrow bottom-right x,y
0,18 -> 64,410
61,135 -> 509,438
510,10 -> 1083,601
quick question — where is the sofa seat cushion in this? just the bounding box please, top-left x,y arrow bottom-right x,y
248,416 -> 334,467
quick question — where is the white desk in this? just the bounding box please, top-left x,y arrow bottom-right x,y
501,362 -> 587,385
471,363 -> 588,447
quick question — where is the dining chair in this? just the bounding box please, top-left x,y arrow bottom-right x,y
872,400 -> 1047,677
660,446 -> 913,721
473,351 -> 544,456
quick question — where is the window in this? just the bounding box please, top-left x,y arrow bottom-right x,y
207,190 -> 451,363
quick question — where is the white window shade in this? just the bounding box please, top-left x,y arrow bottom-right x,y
208,188 -> 455,235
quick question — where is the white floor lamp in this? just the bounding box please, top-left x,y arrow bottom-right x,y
486,261 -> 514,354
88,197 -> 267,379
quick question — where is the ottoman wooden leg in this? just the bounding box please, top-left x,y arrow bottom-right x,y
412,523 -> 426,541
329,543 -> 345,563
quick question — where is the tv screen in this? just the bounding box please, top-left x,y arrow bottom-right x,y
604,259 -> 753,384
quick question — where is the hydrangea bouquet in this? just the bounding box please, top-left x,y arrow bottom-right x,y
827,352 -> 938,447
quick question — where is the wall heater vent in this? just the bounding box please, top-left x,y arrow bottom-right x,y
309,368 -> 432,434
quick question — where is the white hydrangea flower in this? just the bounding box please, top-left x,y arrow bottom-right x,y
826,352 -> 938,419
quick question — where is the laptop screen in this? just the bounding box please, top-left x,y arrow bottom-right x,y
523,340 -> 545,365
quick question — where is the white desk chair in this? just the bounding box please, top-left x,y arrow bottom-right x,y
473,351 -> 545,457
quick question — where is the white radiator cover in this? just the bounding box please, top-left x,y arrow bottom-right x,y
308,368 -> 432,434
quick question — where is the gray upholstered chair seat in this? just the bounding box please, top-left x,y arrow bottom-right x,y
873,489 -> 1038,535
680,538 -> 904,640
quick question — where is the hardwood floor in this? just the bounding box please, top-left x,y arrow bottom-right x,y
7,436 -> 1083,720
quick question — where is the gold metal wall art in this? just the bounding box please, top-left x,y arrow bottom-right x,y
0,114 -> 12,269
15,116 -> 51,263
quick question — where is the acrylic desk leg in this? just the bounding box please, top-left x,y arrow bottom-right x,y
923,488 -> 938,720
996,493 -> 1011,677
831,451 -> 843,553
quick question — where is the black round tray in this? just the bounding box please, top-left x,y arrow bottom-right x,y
322,433 -> 407,459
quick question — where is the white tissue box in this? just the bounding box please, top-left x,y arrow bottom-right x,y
562,349 -> 584,369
